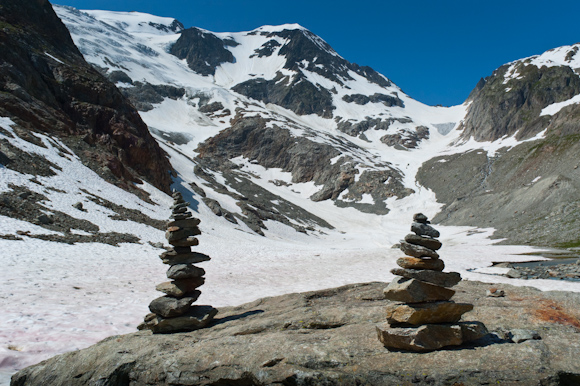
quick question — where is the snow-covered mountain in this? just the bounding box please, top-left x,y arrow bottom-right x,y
54,5 -> 468,237
50,5 -> 580,246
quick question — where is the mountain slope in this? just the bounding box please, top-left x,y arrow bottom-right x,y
0,0 -> 172,194
419,44 -> 580,247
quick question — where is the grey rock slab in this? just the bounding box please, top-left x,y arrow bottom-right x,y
170,212 -> 192,220
159,251 -> 211,265
404,233 -> 442,250
166,218 -> 201,228
172,206 -> 188,214
376,322 -> 462,352
385,301 -> 474,325
411,222 -> 440,238
166,264 -> 205,280
400,241 -> 439,259
148,295 -> 197,318
170,202 -> 189,210
376,321 -> 489,352
391,268 -> 461,287
156,278 -> 204,297
383,277 -> 455,303
12,281 -> 580,385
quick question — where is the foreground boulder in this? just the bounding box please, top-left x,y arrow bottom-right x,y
11,281 -> 580,386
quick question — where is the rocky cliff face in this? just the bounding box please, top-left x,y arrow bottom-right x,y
11,281 -> 580,385
419,45 -> 580,247
459,60 -> 580,142
0,0 -> 172,193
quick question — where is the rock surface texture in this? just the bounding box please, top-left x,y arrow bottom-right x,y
377,213 -> 489,351
138,192 -> 217,333
11,281 -> 580,385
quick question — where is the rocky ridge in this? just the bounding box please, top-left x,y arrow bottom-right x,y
417,44 -> 580,247
11,281 -> 580,385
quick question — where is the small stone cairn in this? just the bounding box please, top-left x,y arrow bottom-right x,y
376,213 -> 488,351
139,191 -> 218,333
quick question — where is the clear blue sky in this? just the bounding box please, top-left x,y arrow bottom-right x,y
55,0 -> 580,106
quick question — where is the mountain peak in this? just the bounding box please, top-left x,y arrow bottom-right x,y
82,9 -> 184,35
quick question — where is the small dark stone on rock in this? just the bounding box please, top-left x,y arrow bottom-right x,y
413,213 -> 429,224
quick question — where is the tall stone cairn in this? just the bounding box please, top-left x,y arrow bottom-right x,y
138,191 -> 218,333
376,213 -> 488,351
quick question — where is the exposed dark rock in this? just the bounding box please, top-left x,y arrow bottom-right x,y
0,0 -> 172,193
232,72 -> 335,118
170,27 -> 235,76
106,70 -> 133,85
342,93 -> 404,107
336,117 -> 412,137
383,277 -> 455,303
250,39 -> 281,58
148,19 -> 184,34
380,126 -> 429,149
459,62 -> 580,142
411,222 -> 440,238
120,81 -> 186,112
11,281 -> 580,386
198,101 -> 224,114
404,234 -> 442,250
390,268 -> 461,288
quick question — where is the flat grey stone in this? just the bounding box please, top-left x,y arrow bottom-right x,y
400,241 -> 439,259
167,264 -> 205,280
404,233 -> 442,250
391,268 -> 461,287
148,295 -> 198,318
411,222 -> 440,238
383,277 -> 455,303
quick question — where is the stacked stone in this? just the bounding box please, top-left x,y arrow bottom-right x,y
376,213 -> 488,351
139,192 -> 218,334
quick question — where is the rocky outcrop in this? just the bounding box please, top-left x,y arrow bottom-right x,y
170,27 -> 237,76
418,52 -> 580,247
232,72 -> 336,118
459,61 -> 580,142
195,114 -> 412,225
418,116 -> 580,247
232,27 -> 393,118
0,0 -> 172,193
380,126 -> 429,149
342,93 -> 404,107
11,281 -> 580,385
